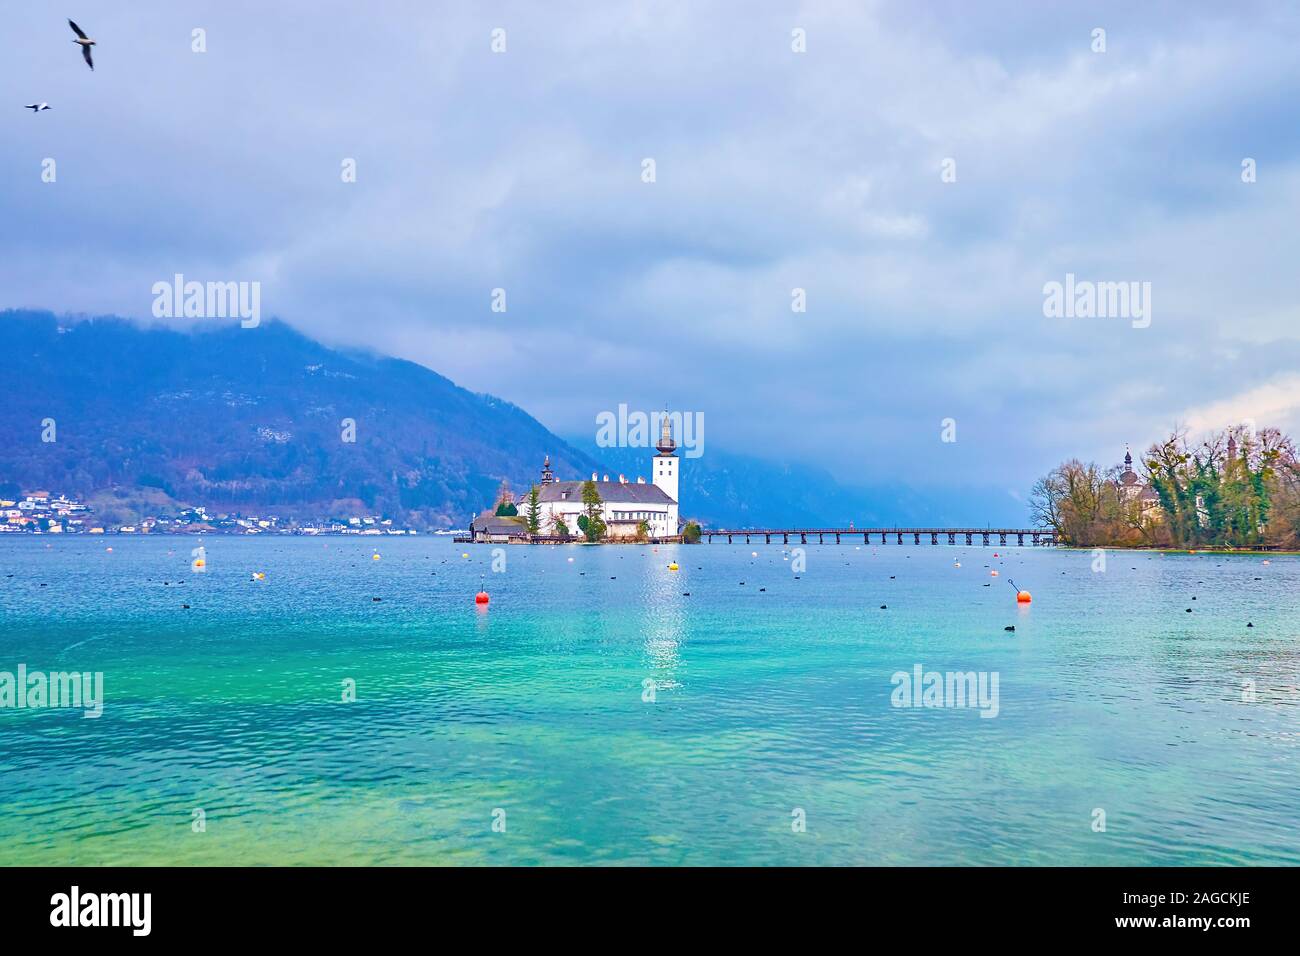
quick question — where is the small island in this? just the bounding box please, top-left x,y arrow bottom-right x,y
467,418 -> 701,545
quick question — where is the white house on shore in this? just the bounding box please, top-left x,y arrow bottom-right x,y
471,415 -> 682,541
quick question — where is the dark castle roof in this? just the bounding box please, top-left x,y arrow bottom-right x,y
538,481 -> 675,505
471,513 -> 527,534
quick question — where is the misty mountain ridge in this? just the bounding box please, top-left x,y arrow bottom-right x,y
1,309 -> 1017,528
1,310 -> 602,528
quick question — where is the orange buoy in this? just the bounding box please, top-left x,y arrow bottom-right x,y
1016,590 -> 1032,603
475,591 -> 490,605
990,570 -> 999,576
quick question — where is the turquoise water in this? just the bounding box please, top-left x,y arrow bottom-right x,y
0,535 -> 1296,866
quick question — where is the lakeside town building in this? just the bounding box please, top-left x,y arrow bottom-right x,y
0,491 -> 419,535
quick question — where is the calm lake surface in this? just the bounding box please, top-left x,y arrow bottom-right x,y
0,535 -> 1296,865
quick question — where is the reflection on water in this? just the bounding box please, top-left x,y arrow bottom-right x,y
641,548 -> 685,688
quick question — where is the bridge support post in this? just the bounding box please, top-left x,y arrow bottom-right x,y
1017,533 -> 1024,546
800,533 -> 806,544
863,533 -> 868,544
913,533 -> 920,545
981,533 -> 989,546
999,533 -> 1007,546
965,533 -> 972,545
765,534 -> 770,544
896,532 -> 903,545
783,533 -> 788,544
931,533 -> 938,545
818,533 -> 824,544
835,533 -> 840,543
1031,533 -> 1039,546
947,533 -> 955,545
727,534 -> 732,544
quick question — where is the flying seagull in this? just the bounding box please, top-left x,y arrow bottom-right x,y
25,102 -> 52,112
68,19 -> 95,70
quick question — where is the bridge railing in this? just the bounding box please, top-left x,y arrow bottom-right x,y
699,527 -> 1057,545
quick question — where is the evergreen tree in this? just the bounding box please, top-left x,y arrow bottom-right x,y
524,485 -> 541,535
580,479 -> 606,542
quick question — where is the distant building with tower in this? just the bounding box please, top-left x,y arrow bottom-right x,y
470,415 -> 682,542
1117,446 -> 1161,512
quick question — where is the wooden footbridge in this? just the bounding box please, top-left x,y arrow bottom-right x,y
701,528 -> 1056,546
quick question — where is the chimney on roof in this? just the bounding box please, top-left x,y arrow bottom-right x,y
619,474 -> 626,483
602,474 -> 609,482
592,472 -> 597,481
637,476 -> 645,484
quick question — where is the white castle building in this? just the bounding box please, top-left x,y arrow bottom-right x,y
536,415 -> 680,539
470,415 -> 682,542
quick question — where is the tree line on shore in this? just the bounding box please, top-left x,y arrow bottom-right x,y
1030,425 -> 1300,549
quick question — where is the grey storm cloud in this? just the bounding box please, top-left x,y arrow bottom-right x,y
4,0 -> 1300,505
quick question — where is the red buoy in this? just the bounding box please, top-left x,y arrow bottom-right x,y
475,591 -> 490,605
1016,591 -> 1032,604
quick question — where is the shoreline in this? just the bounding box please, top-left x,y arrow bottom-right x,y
1057,545 -> 1299,556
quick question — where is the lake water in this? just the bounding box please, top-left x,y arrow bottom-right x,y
0,535 -> 1296,865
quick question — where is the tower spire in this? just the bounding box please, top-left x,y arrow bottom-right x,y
651,409 -> 680,506
655,410 -> 676,456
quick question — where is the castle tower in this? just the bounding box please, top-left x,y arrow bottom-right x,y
1117,445 -> 1141,499
653,412 -> 679,504
1119,446 -> 1139,484
540,454 -> 555,485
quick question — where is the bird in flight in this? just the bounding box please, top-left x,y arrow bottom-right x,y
25,102 -> 52,112
68,19 -> 95,70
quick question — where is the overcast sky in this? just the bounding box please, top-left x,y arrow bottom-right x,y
4,1 -> 1300,511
